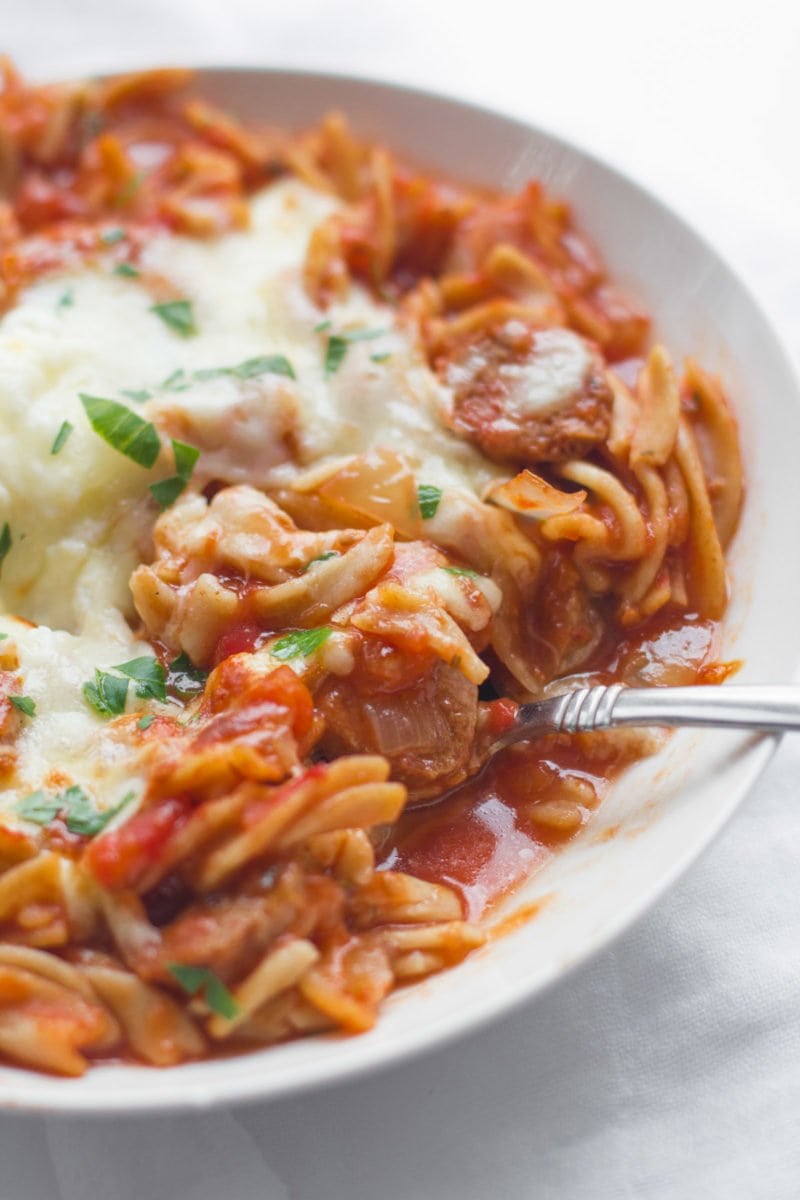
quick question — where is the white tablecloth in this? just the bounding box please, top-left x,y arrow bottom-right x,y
1,2 -> 799,1195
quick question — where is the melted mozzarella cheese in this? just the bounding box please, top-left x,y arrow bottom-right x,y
0,178 -> 499,635
0,615 -> 147,825
498,327 -> 591,416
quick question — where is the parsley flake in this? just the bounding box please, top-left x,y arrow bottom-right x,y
167,963 -> 240,1020
0,523 -> 12,570
57,288 -> 74,310
313,319 -> 332,333
80,394 -> 161,468
151,300 -> 197,338
301,551 -> 340,573
120,388 -> 152,404
137,713 -> 155,731
232,354 -> 295,380
113,656 -> 167,703
64,786 -> 134,837
100,227 -> 125,245
370,351 -> 391,363
15,791 -> 60,825
325,335 -> 348,376
418,484 -> 443,520
442,566 -> 479,579
83,669 -> 130,717
113,262 -> 140,278
9,695 -> 36,718
149,439 -> 200,510
160,368 -> 191,392
271,626 -> 332,661
50,420 -> 74,456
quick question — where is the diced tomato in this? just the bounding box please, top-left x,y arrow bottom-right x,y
213,623 -> 263,665
85,795 -> 192,891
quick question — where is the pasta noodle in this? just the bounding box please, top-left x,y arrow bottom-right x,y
0,64 -> 743,1076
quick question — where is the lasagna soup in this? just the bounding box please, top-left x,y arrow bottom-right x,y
0,64 -> 742,1076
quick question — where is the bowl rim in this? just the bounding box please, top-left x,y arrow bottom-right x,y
1,63 -> 798,1116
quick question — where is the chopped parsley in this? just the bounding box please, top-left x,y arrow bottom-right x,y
167,963 -> 239,1020
168,652 -> 208,697
113,656 -> 167,703
100,227 -> 125,245
417,483 -> 443,520
370,351 -> 391,363
151,300 -> 197,338
15,791 -> 60,825
57,288 -> 74,310
15,785 -> 134,836
324,336 -> 349,376
83,669 -> 130,717
80,394 -> 161,468
271,626 -> 332,661
9,695 -> 36,718
50,420 -> 74,456
0,522 -> 11,571
0,633 -> 7,640
161,368 -> 191,392
149,439 -> 200,510
442,566 -> 479,579
301,550 -> 340,573
113,262 -> 140,278
323,327 -> 388,376
137,713 -> 155,731
313,319 -> 332,333
120,388 -> 152,404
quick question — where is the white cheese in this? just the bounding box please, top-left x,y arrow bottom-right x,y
0,615 -> 147,824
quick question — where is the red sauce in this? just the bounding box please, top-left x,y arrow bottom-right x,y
380,609 -> 736,921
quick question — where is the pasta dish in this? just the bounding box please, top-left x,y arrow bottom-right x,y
0,64 -> 742,1076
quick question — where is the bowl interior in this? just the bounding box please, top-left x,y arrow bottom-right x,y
2,68 -> 799,1113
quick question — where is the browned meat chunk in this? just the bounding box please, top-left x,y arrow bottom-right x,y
441,321 -> 611,464
317,661 -> 478,803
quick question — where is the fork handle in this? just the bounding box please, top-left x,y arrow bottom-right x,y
508,683 -> 800,745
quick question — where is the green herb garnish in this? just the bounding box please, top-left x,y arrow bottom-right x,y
160,368 -> 191,392
120,388 -> 152,404
113,262 -> 140,278
167,963 -> 240,1019
313,319 -> 332,333
151,300 -> 197,338
9,695 -> 36,718
83,669 -> 130,717
324,336 -> 348,376
80,394 -> 161,468
50,420 -> 74,456
301,551 -> 340,573
15,791 -> 60,825
57,288 -> 74,310
231,354 -> 295,380
271,626 -> 332,661
113,656 -> 167,703
442,566 -> 479,579
63,786 -> 134,836
100,227 -> 125,245
137,714 -> 155,731
15,785 -> 134,835
0,522 -> 12,570
370,352 -> 391,363
149,439 -> 200,510
417,484 -> 443,520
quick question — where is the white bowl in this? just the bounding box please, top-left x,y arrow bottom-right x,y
2,67 -> 799,1115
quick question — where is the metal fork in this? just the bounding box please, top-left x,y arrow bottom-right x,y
491,684 -> 800,752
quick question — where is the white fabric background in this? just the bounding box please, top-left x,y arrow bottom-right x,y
1,2 -> 799,1196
